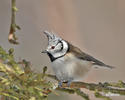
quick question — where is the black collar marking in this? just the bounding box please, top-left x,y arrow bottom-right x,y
47,52 -> 64,62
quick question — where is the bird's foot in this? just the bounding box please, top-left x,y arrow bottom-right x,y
58,80 -> 72,88
58,81 -> 63,88
66,81 -> 72,87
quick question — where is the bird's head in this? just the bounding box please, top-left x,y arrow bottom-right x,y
42,31 -> 69,60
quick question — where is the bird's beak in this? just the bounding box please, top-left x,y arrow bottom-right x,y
41,50 -> 48,53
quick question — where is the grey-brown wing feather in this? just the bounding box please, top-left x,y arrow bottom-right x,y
78,53 -> 113,68
68,43 -> 114,69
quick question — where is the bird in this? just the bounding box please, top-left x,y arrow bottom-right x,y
41,31 -> 114,86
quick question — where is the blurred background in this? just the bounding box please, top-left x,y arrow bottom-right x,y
0,0 -> 125,100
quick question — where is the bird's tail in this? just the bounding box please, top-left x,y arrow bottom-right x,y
103,64 -> 115,69
94,64 -> 115,69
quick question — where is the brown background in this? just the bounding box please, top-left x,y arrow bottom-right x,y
0,0 -> 125,100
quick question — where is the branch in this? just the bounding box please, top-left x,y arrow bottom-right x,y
60,82 -> 125,95
8,0 -> 21,45
47,74 -> 125,99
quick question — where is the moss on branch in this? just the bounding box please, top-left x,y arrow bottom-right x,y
59,81 -> 125,95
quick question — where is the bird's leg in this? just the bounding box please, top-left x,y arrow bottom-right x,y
66,80 -> 72,87
58,81 -> 63,87
63,79 -> 73,87
58,78 -> 73,87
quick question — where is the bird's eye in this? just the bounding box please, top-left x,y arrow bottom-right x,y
51,46 -> 55,49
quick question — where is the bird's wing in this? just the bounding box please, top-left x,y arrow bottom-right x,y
79,52 -> 114,69
68,43 -> 114,69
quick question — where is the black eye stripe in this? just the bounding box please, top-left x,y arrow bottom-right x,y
58,40 -> 63,51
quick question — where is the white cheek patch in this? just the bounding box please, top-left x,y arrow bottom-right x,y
52,40 -> 68,58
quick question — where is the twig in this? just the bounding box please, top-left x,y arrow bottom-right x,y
95,91 -> 112,100
9,0 -> 21,44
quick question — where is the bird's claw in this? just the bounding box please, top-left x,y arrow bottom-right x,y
58,80 -> 72,88
58,81 -> 63,87
67,81 -> 72,87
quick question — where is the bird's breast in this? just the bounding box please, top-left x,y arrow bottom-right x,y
51,53 -> 92,81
